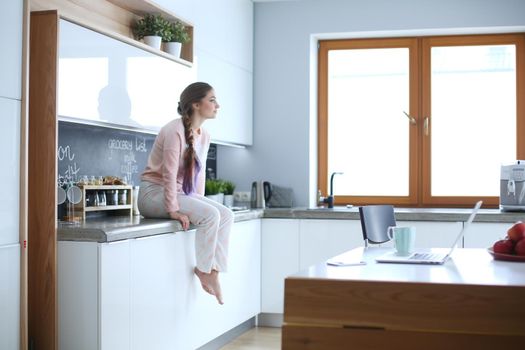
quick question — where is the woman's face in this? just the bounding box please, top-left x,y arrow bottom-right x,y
194,89 -> 220,119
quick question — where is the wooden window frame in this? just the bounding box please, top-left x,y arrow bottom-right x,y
318,33 -> 525,208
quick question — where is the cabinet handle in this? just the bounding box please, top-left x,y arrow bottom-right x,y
424,116 -> 430,136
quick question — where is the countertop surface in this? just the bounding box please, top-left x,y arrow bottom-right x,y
57,206 -> 525,243
58,209 -> 263,243
264,206 -> 525,222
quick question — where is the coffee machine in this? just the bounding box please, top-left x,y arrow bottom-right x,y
500,160 -> 525,211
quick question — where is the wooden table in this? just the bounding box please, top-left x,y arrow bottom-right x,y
282,247 -> 525,349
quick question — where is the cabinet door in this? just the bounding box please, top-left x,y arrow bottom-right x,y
100,240 -> 131,350
58,242 -> 99,350
299,219 -> 363,270
130,234 -> 178,350
261,219 -> 300,313
0,0 -> 22,100
397,221 -> 463,248
187,219 -> 262,349
464,222 -> 509,248
59,19 -> 196,132
0,244 -> 19,350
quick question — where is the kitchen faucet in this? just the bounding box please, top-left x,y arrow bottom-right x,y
320,172 -> 343,208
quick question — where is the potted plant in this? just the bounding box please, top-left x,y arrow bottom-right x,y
163,20 -> 190,58
222,181 -> 235,208
205,179 -> 224,204
133,14 -> 171,50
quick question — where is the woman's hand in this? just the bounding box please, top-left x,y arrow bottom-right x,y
170,211 -> 190,230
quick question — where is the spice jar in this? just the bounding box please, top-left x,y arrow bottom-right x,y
119,189 -> 127,205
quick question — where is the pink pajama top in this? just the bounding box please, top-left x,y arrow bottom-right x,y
141,118 -> 210,212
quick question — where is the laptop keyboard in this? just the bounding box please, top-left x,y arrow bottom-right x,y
409,253 -> 443,261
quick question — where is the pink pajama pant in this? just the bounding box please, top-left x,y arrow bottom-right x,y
137,180 -> 234,273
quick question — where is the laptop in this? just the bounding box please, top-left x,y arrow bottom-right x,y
375,200 -> 482,265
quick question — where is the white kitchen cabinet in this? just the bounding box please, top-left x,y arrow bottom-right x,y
0,244 -> 20,350
464,222 -> 510,248
0,0 -> 23,100
198,52 -> 253,145
130,233 -> 180,350
261,219 -> 300,313
397,221 -> 463,248
59,219 -> 261,350
0,98 -> 20,246
58,19 -> 196,132
299,219 -> 364,270
100,241 -> 131,350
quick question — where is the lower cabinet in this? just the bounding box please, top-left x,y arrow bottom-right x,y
464,222 -> 510,248
0,244 -> 20,350
397,221 -> 463,248
299,219 -> 364,270
261,219 -> 364,314
261,219 -> 300,314
59,219 -> 261,350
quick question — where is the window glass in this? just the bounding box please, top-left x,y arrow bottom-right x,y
430,45 -> 516,196
328,48 -> 410,196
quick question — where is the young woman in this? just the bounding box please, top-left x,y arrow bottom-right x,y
138,82 -> 233,305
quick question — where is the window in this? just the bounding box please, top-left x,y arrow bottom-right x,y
318,34 -> 525,207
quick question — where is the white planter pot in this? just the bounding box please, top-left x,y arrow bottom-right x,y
206,193 -> 224,204
143,35 -> 162,50
223,194 -> 234,208
164,41 -> 182,57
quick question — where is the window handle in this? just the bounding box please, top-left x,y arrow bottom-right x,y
424,116 -> 430,136
403,111 -> 416,124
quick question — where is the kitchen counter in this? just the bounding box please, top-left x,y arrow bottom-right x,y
264,206 -> 525,223
57,206 -> 524,243
57,209 -> 264,243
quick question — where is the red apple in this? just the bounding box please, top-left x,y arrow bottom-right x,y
515,239 -> 525,256
493,239 -> 515,254
507,222 -> 525,242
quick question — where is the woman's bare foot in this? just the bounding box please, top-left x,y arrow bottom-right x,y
194,267 -> 224,305
194,267 -> 215,295
210,270 -> 224,305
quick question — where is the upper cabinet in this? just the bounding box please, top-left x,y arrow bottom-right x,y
0,0 -> 23,100
33,0 -> 254,145
58,19 -> 196,132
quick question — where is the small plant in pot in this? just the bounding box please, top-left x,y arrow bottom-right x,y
133,14 -> 171,50
205,179 -> 224,204
222,181 -> 236,208
162,20 -> 190,58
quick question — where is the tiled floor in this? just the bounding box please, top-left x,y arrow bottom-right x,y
220,327 -> 281,349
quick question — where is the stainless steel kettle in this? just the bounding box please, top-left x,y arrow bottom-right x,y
251,181 -> 272,208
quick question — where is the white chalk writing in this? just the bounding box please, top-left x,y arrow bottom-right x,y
57,145 -> 75,161
108,138 -> 133,151
135,136 -> 147,152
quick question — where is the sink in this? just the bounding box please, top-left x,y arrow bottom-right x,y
307,205 -> 355,211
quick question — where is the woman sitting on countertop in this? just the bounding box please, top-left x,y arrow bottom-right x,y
138,82 -> 233,305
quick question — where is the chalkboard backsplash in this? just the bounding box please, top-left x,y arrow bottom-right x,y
58,121 -> 217,186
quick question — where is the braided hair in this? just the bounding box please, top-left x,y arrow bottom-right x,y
177,82 -> 213,194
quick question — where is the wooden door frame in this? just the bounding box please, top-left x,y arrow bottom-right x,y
28,10 -> 59,350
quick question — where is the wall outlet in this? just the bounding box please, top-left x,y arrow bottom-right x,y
234,191 -> 251,202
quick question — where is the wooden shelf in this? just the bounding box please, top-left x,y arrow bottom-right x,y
84,205 -> 132,212
75,185 -> 133,219
30,0 -> 194,64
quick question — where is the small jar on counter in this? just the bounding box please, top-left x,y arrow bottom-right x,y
119,189 -> 127,205
106,190 -> 118,206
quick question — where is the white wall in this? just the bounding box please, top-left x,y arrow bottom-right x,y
217,0 -> 525,206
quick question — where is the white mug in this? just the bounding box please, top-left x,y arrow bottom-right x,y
387,226 -> 416,256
